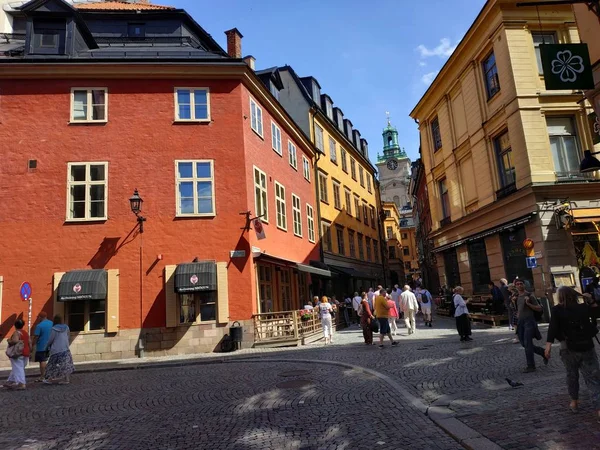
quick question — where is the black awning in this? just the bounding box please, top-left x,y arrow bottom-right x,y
297,263 -> 331,278
329,265 -> 375,280
175,262 -> 217,293
58,269 -> 108,302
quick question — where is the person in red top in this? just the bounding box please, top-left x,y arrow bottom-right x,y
4,319 -> 31,390
359,292 -> 375,345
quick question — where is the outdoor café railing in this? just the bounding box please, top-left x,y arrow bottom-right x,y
253,309 -> 324,343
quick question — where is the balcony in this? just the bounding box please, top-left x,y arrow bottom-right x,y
495,182 -> 517,200
440,217 -> 451,227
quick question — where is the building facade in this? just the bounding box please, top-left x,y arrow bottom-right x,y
382,202 -> 403,286
410,0 -> 600,301
0,0 -> 322,365
399,209 -> 420,286
377,120 -> 412,209
277,66 -> 384,298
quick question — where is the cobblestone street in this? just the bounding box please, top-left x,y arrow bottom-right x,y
1,317 -> 599,449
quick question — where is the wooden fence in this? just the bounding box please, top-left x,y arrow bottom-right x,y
252,309 -> 341,346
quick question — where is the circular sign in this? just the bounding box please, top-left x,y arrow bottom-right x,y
19,282 -> 32,301
522,238 -> 534,250
190,275 -> 198,285
254,219 -> 264,234
73,283 -> 82,294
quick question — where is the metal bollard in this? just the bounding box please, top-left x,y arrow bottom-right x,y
138,336 -> 145,358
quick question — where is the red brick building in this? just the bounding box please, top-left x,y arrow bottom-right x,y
0,0 -> 322,363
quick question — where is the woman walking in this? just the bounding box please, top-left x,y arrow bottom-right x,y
387,295 -> 399,336
44,315 -> 74,385
359,292 -> 375,345
545,286 -> 600,422
4,319 -> 31,390
453,287 -> 472,342
317,296 -> 334,345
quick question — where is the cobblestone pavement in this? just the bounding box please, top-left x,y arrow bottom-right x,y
0,360 -> 462,450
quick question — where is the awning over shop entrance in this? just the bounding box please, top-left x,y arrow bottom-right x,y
297,263 -> 331,278
174,262 -> 217,293
254,253 -> 332,278
328,265 -> 375,280
57,269 -> 107,302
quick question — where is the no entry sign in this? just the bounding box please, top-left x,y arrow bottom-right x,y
20,282 -> 32,301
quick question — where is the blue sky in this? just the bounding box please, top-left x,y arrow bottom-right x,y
174,0 -> 486,164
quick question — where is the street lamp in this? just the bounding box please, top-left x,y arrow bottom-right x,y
579,150 -> 600,173
129,188 -> 147,233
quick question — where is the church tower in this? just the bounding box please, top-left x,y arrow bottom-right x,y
376,114 -> 411,209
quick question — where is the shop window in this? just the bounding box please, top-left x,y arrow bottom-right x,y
67,162 -> 108,221
298,273 -> 308,306
258,265 -> 273,313
279,268 -> 292,311
66,300 -> 105,332
178,292 -> 216,324
405,261 -> 411,270
443,248 -> 461,289
468,240 -> 492,293
500,227 -> 533,288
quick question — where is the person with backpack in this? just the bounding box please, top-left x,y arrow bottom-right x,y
515,279 -> 547,372
359,292 -> 375,345
3,319 -> 31,390
453,287 -> 473,342
417,287 -> 433,327
545,286 -> 600,422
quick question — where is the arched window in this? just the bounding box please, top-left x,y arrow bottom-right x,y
393,195 -> 400,207
388,135 -> 393,146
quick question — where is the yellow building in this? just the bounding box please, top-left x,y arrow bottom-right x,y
399,209 -> 420,285
383,202 -> 404,285
278,67 -> 385,297
410,0 -> 600,299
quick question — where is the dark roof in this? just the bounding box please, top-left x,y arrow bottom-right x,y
75,1 -> 175,10
256,66 -> 284,90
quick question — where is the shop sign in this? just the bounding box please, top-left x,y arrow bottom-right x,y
540,44 -> 594,91
230,250 -> 246,258
589,112 -> 600,145
253,218 -> 266,240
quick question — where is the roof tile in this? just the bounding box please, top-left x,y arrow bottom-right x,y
74,1 -> 175,11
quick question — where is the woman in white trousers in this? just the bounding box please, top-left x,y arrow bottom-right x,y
317,296 -> 334,344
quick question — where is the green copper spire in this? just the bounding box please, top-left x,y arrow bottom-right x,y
378,112 -> 407,162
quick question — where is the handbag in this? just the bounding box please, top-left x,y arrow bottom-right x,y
6,340 -> 24,359
370,318 -> 380,333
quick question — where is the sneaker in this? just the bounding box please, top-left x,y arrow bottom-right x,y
392,341 -> 399,346
378,345 -> 384,349
522,366 -> 536,373
465,336 -> 473,342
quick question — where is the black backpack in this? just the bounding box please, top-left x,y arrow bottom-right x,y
565,307 -> 599,351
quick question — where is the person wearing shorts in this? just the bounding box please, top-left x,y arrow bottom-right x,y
374,289 -> 399,349
32,312 -> 53,382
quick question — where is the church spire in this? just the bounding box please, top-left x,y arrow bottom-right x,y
379,114 -> 406,161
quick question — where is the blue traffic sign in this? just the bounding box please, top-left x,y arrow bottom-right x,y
19,282 -> 32,301
525,257 -> 537,269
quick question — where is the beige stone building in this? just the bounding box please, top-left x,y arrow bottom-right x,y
410,0 -> 600,301
383,202 -> 404,286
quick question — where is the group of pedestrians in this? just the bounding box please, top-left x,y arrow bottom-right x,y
3,312 -> 75,390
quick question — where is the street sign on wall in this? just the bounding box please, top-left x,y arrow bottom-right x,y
526,257 -> 538,269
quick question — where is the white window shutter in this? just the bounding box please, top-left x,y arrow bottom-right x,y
106,269 -> 119,333
217,262 -> 229,324
165,265 -> 178,328
53,272 -> 65,320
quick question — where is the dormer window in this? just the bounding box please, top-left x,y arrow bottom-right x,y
128,23 -> 146,38
312,84 -> 320,103
270,82 -> 280,100
32,20 -> 66,55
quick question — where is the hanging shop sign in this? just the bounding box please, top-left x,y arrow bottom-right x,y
540,44 -> 594,91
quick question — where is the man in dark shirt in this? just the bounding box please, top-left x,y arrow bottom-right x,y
489,281 -> 504,315
515,279 -> 547,372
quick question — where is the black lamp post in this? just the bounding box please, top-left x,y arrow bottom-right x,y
579,150 -> 600,173
129,188 -> 146,233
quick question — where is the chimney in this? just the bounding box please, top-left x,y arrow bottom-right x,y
243,55 -> 255,70
224,28 -> 243,59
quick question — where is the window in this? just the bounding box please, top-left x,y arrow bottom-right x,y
388,246 -> 396,259
66,300 -> 105,332
67,162 -> 108,221
532,32 -> 556,74
386,226 -> 393,239
431,117 -> 442,152
275,181 -> 287,230
402,233 -> 408,240
444,249 -> 461,288
493,131 -> 516,188
483,51 -> 500,99
254,167 -> 268,222
32,20 -> 66,55
302,156 -> 311,181
292,194 -> 302,237
468,240 -> 492,293
367,175 -> 372,193
373,240 -> 379,262
250,98 -> 263,137
350,158 -> 357,180
178,292 -> 216,324
318,172 -> 329,203
363,204 -> 369,226
176,160 -> 215,216
271,122 -> 282,155
384,210 -> 391,218
365,237 -> 372,261
326,101 -> 333,120
341,148 -> 348,172
348,230 -> 356,257
314,124 -> 324,151
439,178 -> 450,221
333,181 -> 342,210
547,117 -> 582,178
270,82 -> 280,100
307,204 -> 315,243
359,166 -> 365,187
329,137 -> 337,163
279,268 -> 293,311
71,89 -> 107,123
500,226 -> 534,289
128,23 -> 145,37
322,222 -> 332,252
336,227 -> 345,255
370,207 -> 376,229
354,196 -> 361,221
357,233 -> 364,260
175,88 -> 209,121
403,248 -> 410,256
345,189 -> 352,216
405,261 -> 412,271
288,141 -> 298,170
258,265 -> 273,313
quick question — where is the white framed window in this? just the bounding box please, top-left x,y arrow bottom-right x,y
66,300 -> 105,332
306,204 -> 315,243
275,181 -> 287,230
292,194 -> 302,237
547,117 -> 582,178
359,166 -> 365,187
344,188 -> 352,216
367,175 -> 372,193
322,221 -> 332,252
354,196 -> 361,221
366,237 -> 372,261
178,292 -> 216,324
329,137 -> 337,163
174,88 -> 210,122
254,166 -> 268,222
70,88 -> 107,123
341,148 -> 348,172
66,162 -> 108,221
302,156 -> 311,181
288,141 -> 298,170
250,97 -> 263,137
348,230 -> 356,257
318,172 -> 329,203
333,180 -> 342,210
314,124 -> 324,151
175,160 -> 215,216
271,122 -> 282,155
350,158 -> 357,180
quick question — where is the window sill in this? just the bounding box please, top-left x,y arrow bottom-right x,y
331,160 -> 338,166
290,165 -> 298,172
320,200 -> 329,205
495,182 -> 517,200
487,90 -> 500,102
272,148 -> 283,156
64,218 -> 107,224
293,233 -> 303,239
334,206 -> 342,211
69,120 -> 108,125
251,128 -> 264,140
70,329 -> 105,335
178,320 -> 217,327
440,217 -> 452,227
276,225 -> 288,232
173,119 -> 211,124
175,213 -> 216,219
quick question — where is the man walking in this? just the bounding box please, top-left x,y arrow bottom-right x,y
416,287 -> 433,327
352,292 -> 362,325
400,285 -> 419,334
489,281 -> 505,315
515,279 -> 547,372
32,311 -> 53,382
374,289 -> 399,348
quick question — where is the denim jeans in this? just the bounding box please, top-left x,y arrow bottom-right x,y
560,347 -> 600,410
518,317 -> 545,367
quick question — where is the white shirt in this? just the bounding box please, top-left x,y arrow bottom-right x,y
318,302 -> 333,319
367,290 -> 375,303
352,296 -> 362,311
400,291 -> 419,312
453,294 -> 469,317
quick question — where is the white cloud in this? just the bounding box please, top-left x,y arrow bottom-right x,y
419,61 -> 426,67
417,38 -> 457,59
421,71 -> 438,85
